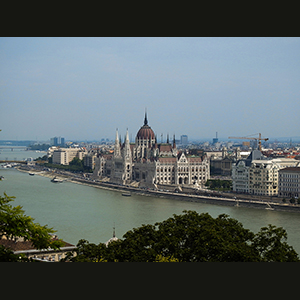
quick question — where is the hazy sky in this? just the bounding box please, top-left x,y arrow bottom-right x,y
1,37 -> 299,142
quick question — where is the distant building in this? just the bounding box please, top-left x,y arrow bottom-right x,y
52,148 -> 87,165
212,132 -> 218,145
212,138 -> 218,144
180,135 -> 188,145
210,147 -> 241,176
278,167 -> 300,198
50,137 -> 65,146
232,150 -> 265,193
232,150 -> 299,195
83,153 -> 97,169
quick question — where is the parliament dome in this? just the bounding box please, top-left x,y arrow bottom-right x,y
136,113 -> 155,140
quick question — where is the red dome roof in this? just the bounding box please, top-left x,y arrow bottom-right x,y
136,125 -> 155,140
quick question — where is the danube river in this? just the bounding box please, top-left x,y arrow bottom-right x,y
1,147 -> 300,253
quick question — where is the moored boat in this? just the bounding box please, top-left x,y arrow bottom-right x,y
122,192 -> 131,197
51,176 -> 63,183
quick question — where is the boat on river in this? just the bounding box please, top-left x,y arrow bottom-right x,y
51,176 -> 63,183
122,192 -> 131,197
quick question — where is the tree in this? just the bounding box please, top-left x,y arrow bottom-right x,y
64,210 -> 299,262
69,157 -> 83,167
0,193 -> 63,261
62,239 -> 108,262
0,245 -> 28,262
290,198 -> 296,204
153,211 -> 257,262
252,225 -> 299,262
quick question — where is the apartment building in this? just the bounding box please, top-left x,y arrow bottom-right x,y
232,150 -> 264,193
52,148 -> 87,165
232,150 -> 298,196
278,167 -> 300,198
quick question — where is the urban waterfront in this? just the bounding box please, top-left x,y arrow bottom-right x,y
1,148 -> 300,254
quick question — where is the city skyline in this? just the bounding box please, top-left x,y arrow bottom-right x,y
1,37 -> 299,141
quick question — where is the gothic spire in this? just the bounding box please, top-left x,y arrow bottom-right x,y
115,128 -> 119,143
144,109 -> 148,125
173,134 -> 176,149
114,128 -> 121,157
125,128 -> 130,143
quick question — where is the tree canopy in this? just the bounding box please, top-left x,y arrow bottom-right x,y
0,193 -> 63,262
63,210 -> 299,262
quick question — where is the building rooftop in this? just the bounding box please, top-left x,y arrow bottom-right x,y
279,167 -> 300,173
0,237 -> 74,252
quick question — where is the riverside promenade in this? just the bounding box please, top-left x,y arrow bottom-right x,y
71,177 -> 300,213
16,165 -> 300,213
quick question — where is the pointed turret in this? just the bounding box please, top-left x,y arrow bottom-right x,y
124,128 -> 132,160
173,134 -> 176,149
114,128 -> 121,157
144,109 -> 148,125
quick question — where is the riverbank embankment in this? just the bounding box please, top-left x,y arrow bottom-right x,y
16,166 -> 300,213
71,177 -> 300,213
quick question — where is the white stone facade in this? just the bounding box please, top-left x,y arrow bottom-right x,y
232,151 -> 299,196
278,167 -> 300,198
52,148 -> 87,165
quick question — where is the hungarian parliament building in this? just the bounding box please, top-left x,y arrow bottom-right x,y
93,113 -> 210,188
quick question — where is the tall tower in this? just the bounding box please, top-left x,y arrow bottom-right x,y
123,129 -> 132,182
123,129 -> 132,160
114,129 -> 121,158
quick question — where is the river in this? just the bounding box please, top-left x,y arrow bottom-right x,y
1,148 -> 300,254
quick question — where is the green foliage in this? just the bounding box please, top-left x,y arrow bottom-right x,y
205,179 -> 232,191
154,254 -> 179,262
290,198 -> 296,204
0,193 -> 64,261
62,239 -> 108,262
43,157 -> 92,173
64,211 -> 299,262
69,157 -> 83,167
34,155 -> 48,161
0,245 -> 28,262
